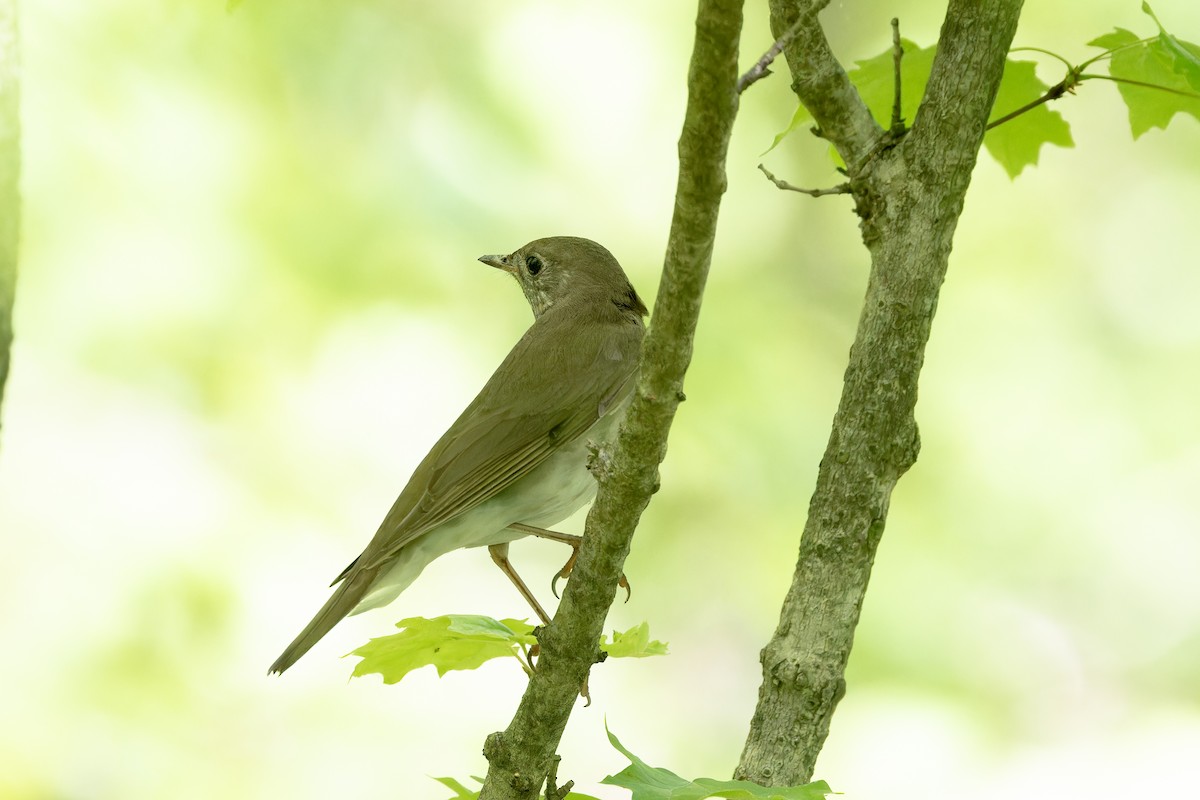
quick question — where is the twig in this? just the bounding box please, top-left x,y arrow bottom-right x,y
762,0 -> 883,170
758,164 -> 850,197
985,78 -> 1070,129
890,18 -> 904,132
543,756 -> 573,800
986,48 -> 1200,133
515,642 -> 535,676
738,18 -> 803,94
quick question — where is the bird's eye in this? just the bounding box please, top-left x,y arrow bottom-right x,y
525,255 -> 543,276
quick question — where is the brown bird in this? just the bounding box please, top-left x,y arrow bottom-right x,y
270,236 -> 647,674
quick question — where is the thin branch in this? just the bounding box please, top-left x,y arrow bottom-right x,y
985,35 -> 1200,133
890,18 -> 904,132
985,68 -> 1200,132
476,0 -> 745,797
986,77 -> 1071,129
758,164 -> 850,197
737,18 -> 802,94
543,756 -> 572,800
766,0 -> 882,169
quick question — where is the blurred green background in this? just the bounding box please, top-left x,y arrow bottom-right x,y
2,1 -> 1199,798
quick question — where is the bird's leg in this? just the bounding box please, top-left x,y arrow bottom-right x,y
506,523 -> 632,602
488,543 -> 551,626
507,522 -> 583,547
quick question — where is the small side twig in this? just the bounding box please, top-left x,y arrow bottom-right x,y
987,68 -> 1200,132
890,18 -> 905,132
985,78 -> 1069,129
758,164 -> 850,197
737,19 -> 803,94
544,756 -> 574,800
514,641 -> 535,676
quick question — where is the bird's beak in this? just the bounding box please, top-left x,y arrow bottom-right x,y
478,254 -> 518,275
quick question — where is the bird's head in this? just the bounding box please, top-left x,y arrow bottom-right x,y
479,236 -> 647,320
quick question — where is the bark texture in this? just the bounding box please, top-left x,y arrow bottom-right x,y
736,0 -> 1026,785
477,1 -> 744,797
0,0 -> 17,430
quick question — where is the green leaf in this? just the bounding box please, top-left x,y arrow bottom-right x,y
446,614 -> 537,644
349,616 -> 664,683
1090,10 -> 1200,137
764,103 -> 815,155
985,59 -> 1074,178
601,726 -> 834,800
1143,3 -> 1200,91
1087,27 -> 1141,53
432,776 -> 479,800
349,615 -> 531,684
601,621 -> 670,659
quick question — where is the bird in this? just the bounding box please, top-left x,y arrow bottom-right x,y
269,236 -> 648,674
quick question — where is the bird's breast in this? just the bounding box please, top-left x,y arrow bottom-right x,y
481,405 -> 626,538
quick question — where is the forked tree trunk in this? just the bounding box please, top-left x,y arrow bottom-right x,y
736,0 -> 1026,785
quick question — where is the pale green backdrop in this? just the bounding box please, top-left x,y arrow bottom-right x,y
2,1 -> 1199,798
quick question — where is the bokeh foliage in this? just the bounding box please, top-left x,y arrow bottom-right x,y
2,1 -> 1199,799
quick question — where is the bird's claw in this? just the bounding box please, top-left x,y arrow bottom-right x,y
550,547 -> 632,603
550,548 -> 579,599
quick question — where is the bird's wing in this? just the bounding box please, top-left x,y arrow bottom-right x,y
346,312 -> 642,577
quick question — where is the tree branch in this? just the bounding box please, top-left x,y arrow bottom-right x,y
0,0 -> 18,434
890,18 -> 904,133
477,1 -> 744,797
986,77 -> 1070,130
737,18 -> 801,94
736,0 -> 1026,786
766,0 -> 881,170
757,164 -> 849,197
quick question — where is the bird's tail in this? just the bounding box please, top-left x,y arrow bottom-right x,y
268,568 -> 376,675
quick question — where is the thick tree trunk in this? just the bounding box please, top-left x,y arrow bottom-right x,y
0,0 -> 18,431
736,0 -> 1026,785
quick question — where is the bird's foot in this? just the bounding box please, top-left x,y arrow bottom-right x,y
505,522 -> 631,602
550,544 -> 631,603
